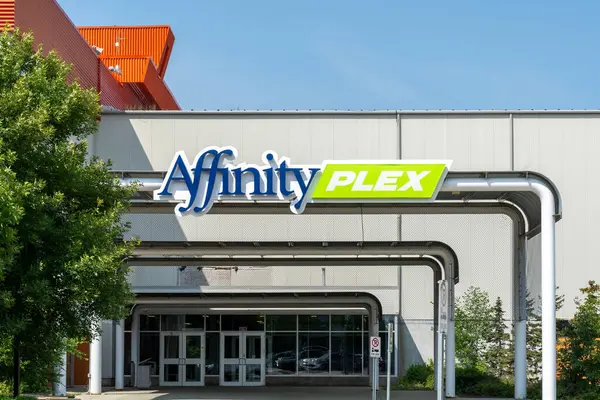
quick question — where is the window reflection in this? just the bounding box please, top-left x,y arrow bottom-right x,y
266,333 -> 296,374
298,315 -> 329,331
205,332 -> 219,376
139,332 -> 159,376
298,333 -> 329,374
331,333 -> 362,375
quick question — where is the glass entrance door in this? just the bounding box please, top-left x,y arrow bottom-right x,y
220,332 -> 265,386
183,332 -> 205,386
160,332 -> 182,386
160,332 -> 205,386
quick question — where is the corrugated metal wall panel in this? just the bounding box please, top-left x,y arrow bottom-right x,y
14,0 -> 146,110
401,115 -> 512,170
143,57 -> 180,110
513,114 -> 600,318
0,0 -> 14,27
78,26 -> 172,71
95,114 -> 398,170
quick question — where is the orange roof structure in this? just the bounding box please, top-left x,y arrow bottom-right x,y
78,25 -> 179,110
1,0 -> 180,111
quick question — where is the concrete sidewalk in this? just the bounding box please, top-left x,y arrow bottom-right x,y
71,387 -> 515,400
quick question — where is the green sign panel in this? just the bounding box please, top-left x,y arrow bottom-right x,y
312,162 -> 450,200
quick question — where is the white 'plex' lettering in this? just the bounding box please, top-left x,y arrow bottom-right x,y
324,170 -> 432,192
398,171 -> 430,191
326,171 -> 356,191
374,171 -> 404,191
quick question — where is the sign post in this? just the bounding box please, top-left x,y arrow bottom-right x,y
438,280 -> 449,400
386,323 -> 393,400
370,336 -> 381,400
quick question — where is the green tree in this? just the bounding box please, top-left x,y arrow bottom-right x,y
522,288 -> 564,381
455,286 -> 494,370
0,27 -> 137,394
484,297 -> 511,377
558,281 -> 600,395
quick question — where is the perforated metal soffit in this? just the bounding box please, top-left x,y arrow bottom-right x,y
122,170 -> 562,239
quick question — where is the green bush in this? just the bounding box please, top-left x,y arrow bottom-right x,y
396,361 -> 434,390
404,361 -> 433,383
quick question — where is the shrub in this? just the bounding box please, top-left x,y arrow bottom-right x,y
404,361 -> 433,383
396,361 -> 434,390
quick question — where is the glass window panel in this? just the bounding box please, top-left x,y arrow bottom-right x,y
139,315 -> 160,331
245,364 -> 261,383
161,315 -> 184,331
298,333 -> 329,375
223,364 -> 240,383
163,364 -> 179,382
139,332 -> 160,376
298,315 -> 329,331
331,315 -> 362,331
224,335 -> 240,359
266,315 -> 297,331
266,333 -> 296,375
205,332 -> 220,376
206,315 -> 220,331
363,316 -> 369,332
221,315 -> 265,331
184,315 -> 204,331
331,333 -> 363,375
363,333 -> 369,375
246,335 -> 262,360
124,332 -> 131,375
185,364 -> 202,382
185,335 -> 202,359
163,335 -> 179,359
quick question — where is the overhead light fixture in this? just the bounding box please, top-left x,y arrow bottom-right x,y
91,45 -> 103,55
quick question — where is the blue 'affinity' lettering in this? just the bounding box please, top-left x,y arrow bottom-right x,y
155,147 -> 321,215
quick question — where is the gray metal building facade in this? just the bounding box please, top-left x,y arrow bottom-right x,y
90,110 -> 592,385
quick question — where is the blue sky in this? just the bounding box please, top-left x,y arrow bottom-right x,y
58,0 -> 600,111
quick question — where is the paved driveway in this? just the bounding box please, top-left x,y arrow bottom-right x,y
73,387 -> 514,400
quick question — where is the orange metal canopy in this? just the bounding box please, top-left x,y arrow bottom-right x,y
78,25 -> 180,110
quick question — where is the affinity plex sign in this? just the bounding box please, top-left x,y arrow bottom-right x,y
154,146 -> 452,216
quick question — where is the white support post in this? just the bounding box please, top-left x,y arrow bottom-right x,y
53,351 -> 67,396
89,327 -> 103,394
445,283 -> 456,397
514,320 -> 527,398
131,311 -> 139,387
115,319 -> 125,390
514,232 -> 528,399
433,270 -> 440,391
538,184 -> 557,400
436,330 -> 444,400
441,178 -> 558,400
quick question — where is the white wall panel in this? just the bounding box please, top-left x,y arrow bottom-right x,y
514,115 -> 600,318
402,214 -> 514,321
401,115 -> 511,170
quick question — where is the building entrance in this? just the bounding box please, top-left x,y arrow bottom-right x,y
159,331 -> 205,386
220,332 -> 265,386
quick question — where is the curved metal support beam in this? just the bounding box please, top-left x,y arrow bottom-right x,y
130,241 -> 456,283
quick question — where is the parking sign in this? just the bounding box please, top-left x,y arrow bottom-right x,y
370,336 -> 381,358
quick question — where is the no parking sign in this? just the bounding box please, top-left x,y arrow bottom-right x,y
370,336 -> 381,358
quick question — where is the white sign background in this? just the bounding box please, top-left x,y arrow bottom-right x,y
370,336 -> 381,358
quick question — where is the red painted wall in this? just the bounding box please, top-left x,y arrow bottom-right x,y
14,0 -> 143,110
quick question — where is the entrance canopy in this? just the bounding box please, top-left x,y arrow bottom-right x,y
115,147 -> 562,400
